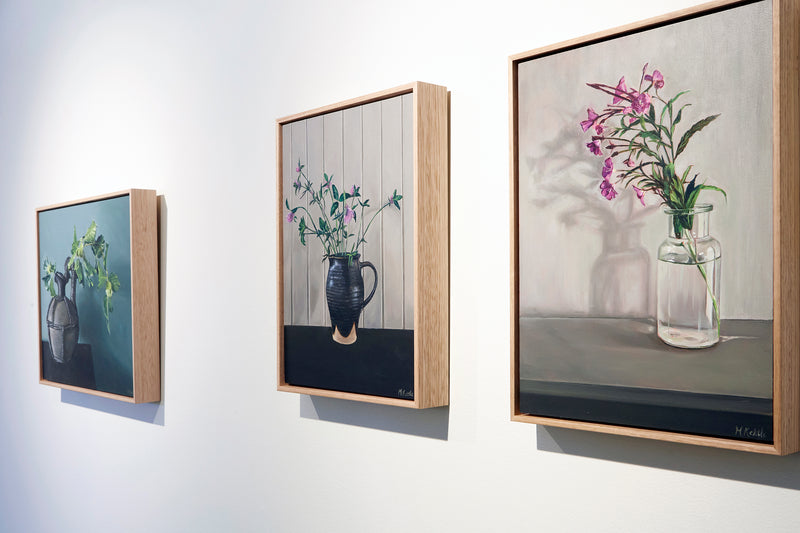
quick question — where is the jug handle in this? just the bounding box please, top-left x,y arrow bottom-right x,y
360,261 -> 378,308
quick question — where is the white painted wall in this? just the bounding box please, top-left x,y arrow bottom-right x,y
1,1 -> 799,532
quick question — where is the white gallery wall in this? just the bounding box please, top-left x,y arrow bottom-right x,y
1,1 -> 799,532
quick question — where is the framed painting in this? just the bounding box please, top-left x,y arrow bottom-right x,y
510,0 -> 799,453
36,190 -> 160,403
277,82 -> 449,408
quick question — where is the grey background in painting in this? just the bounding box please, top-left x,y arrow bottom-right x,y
38,194 -> 134,396
283,93 -> 414,330
518,0 -> 773,320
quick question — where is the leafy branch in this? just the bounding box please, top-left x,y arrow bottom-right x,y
41,221 -> 120,333
285,159 -> 402,260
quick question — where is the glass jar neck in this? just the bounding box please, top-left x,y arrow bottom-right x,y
666,206 -> 712,239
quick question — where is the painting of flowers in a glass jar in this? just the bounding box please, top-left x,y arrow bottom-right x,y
515,0 -> 774,442
279,92 -> 415,400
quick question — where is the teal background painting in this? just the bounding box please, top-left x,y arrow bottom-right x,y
38,194 -> 133,396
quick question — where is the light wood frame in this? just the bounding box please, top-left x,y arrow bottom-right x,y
36,189 -> 160,403
510,0 -> 799,454
277,82 -> 449,408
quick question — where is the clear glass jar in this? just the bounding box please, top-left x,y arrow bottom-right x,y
656,204 -> 722,348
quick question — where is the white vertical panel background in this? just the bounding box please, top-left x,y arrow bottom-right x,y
290,121 -> 308,325
305,115 -> 326,326
360,101 -> 384,329
402,93 -> 414,329
380,97 -> 404,328
342,106 -> 364,327
282,124 -> 293,323
283,95 -> 412,330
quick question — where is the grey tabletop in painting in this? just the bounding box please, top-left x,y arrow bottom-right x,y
519,318 -> 773,441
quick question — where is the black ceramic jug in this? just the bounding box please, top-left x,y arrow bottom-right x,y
325,254 -> 377,345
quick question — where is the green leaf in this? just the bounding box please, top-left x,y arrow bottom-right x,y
674,107 -> 684,127
639,131 -> 660,142
675,114 -> 719,157
647,104 -> 656,124
695,183 -> 728,203
684,176 -> 698,202
681,165 -> 694,182
332,184 -> 339,200
660,90 -> 689,120
84,221 -> 97,243
330,202 -> 339,216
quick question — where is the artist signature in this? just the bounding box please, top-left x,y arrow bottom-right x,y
397,388 -> 414,399
735,425 -> 767,439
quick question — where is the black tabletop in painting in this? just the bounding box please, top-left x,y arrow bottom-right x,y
283,325 -> 415,400
41,341 -> 96,390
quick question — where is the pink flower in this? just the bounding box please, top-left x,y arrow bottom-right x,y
587,139 -> 602,156
350,185 -> 356,195
632,185 -> 646,206
601,157 -> 614,179
645,70 -> 664,89
613,77 -> 628,104
594,123 -> 605,135
631,92 -> 651,114
580,108 -> 599,132
286,211 -> 296,223
621,106 -> 637,126
623,157 -> 636,167
343,206 -> 355,224
599,179 -> 617,200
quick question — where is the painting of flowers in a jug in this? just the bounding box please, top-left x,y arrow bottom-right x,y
37,190 -> 160,403
277,83 -> 449,408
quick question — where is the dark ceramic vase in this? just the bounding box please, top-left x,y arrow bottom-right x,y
326,254 -> 377,345
46,270 -> 79,363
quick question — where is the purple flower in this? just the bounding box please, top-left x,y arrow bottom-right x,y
594,123 -> 605,135
601,157 -> 614,179
631,92 -> 651,114
286,211 -> 296,223
580,108 -> 599,132
587,139 -> 602,155
613,77 -> 628,104
599,178 -> 617,200
632,185 -> 646,206
623,157 -> 636,167
350,185 -> 357,195
645,70 -> 664,89
343,206 -> 355,224
620,106 -> 637,126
